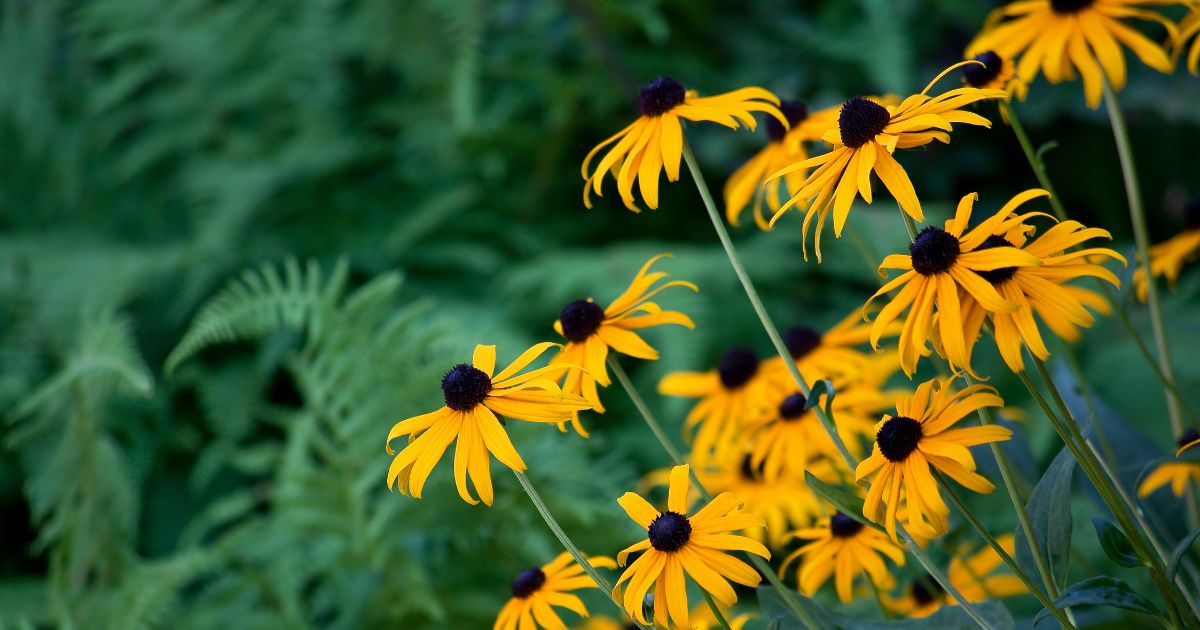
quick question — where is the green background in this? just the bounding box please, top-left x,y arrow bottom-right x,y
1,0 -> 1198,627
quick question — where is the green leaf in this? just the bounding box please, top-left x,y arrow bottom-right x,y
759,585 -> 1014,629
805,378 -> 838,423
804,471 -> 882,532
1168,527 -> 1200,581
1092,517 -> 1144,568
1015,445 -> 1075,593
1034,577 -> 1161,627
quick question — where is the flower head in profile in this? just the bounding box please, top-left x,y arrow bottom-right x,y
961,50 -> 1028,101
954,193 -> 1126,372
386,343 -> 590,505
867,191 -> 1047,376
613,465 -> 769,628
583,76 -> 786,211
1133,198 -> 1200,302
495,552 -> 616,630
550,254 -> 696,436
659,347 -> 770,464
968,0 -> 1181,108
780,511 -> 906,604
693,449 -> 825,548
883,536 -> 1027,618
765,64 -> 1005,260
856,377 -> 1013,541
1180,9 -> 1200,75
723,100 -> 840,229
1138,429 -> 1200,498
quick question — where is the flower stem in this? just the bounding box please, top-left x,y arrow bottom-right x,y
512,470 -> 646,628
1101,79 -> 1186,440
683,138 -> 989,628
681,138 -> 856,472
607,355 -> 823,630
700,589 -> 734,630
1000,100 -> 1069,223
935,473 -> 1076,629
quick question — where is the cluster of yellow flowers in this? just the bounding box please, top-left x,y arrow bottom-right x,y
386,2 -> 1200,629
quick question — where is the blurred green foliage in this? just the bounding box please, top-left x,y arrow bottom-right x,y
1,0 -> 1198,627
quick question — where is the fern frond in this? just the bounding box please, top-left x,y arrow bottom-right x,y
165,258 -> 349,374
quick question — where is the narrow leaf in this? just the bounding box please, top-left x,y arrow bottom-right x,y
1034,576 -> 1161,627
1015,445 -> 1075,592
1092,517 -> 1143,568
1168,527 -> 1200,581
804,472 -> 881,532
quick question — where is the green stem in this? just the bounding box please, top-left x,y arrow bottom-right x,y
936,473 -> 1076,629
899,526 -> 993,629
1000,100 -> 1069,223
1060,348 -> 1118,470
1101,79 -> 1186,440
681,138 -> 856,472
608,355 -> 823,629
512,470 -> 646,628
701,589 -> 734,630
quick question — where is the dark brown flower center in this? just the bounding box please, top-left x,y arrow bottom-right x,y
648,511 -> 692,551
510,567 -> 546,599
717,347 -> 759,389
830,512 -> 864,538
973,234 -> 1020,285
1178,428 -> 1200,449
559,299 -> 605,342
963,51 -> 1003,88
639,76 -> 686,117
838,96 -> 890,149
910,227 -> 961,276
766,100 -> 809,142
912,574 -> 944,606
442,364 -> 492,411
1051,0 -> 1094,13
778,393 -> 808,420
784,325 -> 822,359
740,455 -> 765,481
1184,198 -> 1200,231
876,415 -> 923,462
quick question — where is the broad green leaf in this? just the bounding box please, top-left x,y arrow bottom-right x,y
1168,527 -> 1200,581
1092,517 -> 1144,568
1015,445 -> 1075,593
1034,576 -> 1162,627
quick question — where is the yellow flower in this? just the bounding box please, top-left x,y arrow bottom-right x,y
385,343 -> 589,505
953,194 -> 1126,372
1180,9 -> 1200,74
723,100 -> 840,229
583,76 -> 786,211
495,552 -> 617,630
780,512 -> 906,604
1133,200 -> 1200,301
613,465 -> 769,628
1138,429 -> 1200,497
961,50 -> 1028,101
855,377 -> 1013,541
968,0 -> 1180,108
658,347 -> 770,464
745,381 -> 896,482
766,64 -> 1005,260
761,308 -> 899,389
867,190 -> 1046,376
550,254 -> 696,436
693,449 -> 825,548
883,535 -> 1027,618
684,603 -> 754,630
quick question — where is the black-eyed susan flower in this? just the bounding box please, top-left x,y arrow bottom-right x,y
1180,8 -> 1200,74
779,512 -> 906,604
954,194 -> 1126,372
583,77 -> 786,211
694,450 -> 825,548
659,347 -> 770,464
761,308 -> 897,389
961,50 -> 1028,101
386,343 -> 590,505
867,191 -> 1046,376
856,377 -> 1013,541
684,603 -> 754,630
1138,429 -> 1200,498
883,536 -> 1026,618
968,0 -> 1181,108
1133,199 -> 1200,302
613,465 -> 769,628
550,254 -> 696,436
746,383 -> 894,482
723,100 -> 840,229
495,552 -> 617,630
766,65 -> 1006,260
